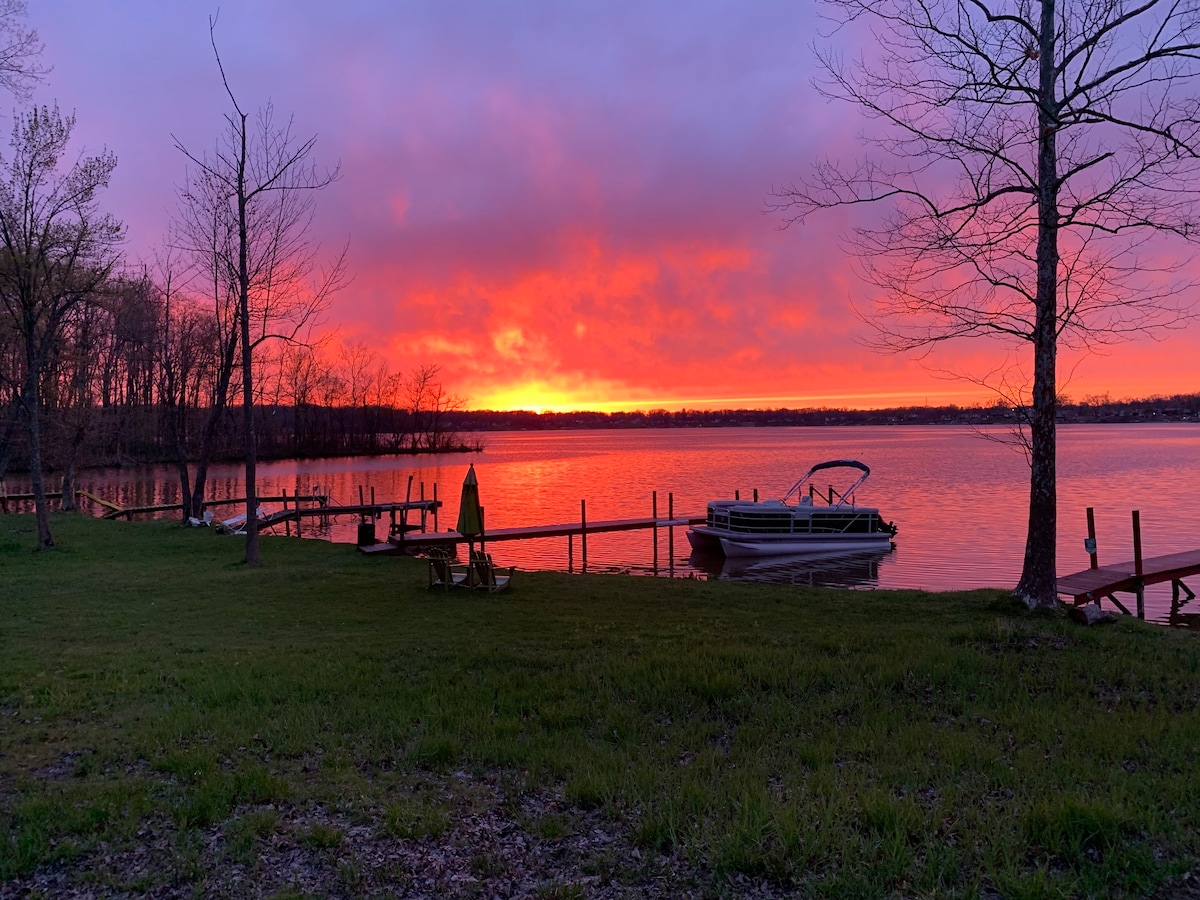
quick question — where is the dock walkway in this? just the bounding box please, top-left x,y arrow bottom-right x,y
362,513 -> 705,565
1056,549 -> 1200,617
387,514 -> 703,548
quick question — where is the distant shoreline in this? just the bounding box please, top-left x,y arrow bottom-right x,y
445,394 -> 1200,431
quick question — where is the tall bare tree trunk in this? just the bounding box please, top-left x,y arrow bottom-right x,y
1015,0 -> 1061,609
22,370 -> 51,549
236,110 -> 260,566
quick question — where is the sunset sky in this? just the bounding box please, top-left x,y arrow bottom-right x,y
30,1 -> 1200,412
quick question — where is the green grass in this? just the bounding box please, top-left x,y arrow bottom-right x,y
2,512 -> 1199,896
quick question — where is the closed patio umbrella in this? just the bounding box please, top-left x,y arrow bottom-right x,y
456,464 -> 484,567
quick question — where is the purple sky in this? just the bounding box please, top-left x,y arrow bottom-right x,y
26,1 -> 1200,410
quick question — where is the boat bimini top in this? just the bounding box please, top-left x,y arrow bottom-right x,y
780,460 -> 872,509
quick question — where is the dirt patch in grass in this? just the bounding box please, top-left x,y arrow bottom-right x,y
1,770 -> 793,899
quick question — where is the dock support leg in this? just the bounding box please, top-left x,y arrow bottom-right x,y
652,491 -> 658,575
1086,507 -> 1098,569
1173,578 -> 1196,610
1132,511 -> 1144,619
580,499 -> 587,573
668,493 -> 675,575
1106,594 -> 1131,616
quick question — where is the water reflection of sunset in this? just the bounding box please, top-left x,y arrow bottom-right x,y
24,425 -> 1200,623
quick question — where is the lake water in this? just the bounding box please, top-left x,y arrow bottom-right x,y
14,424 -> 1200,624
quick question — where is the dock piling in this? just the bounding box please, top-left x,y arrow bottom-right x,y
652,491 -> 659,573
1086,507 -> 1098,569
581,499 -> 588,572
1133,510 -> 1145,619
668,493 -> 675,572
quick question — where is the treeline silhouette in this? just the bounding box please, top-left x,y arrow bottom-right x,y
442,393 -> 1200,431
0,270 -> 471,477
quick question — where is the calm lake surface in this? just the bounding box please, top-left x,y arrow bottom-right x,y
23,423 -> 1200,624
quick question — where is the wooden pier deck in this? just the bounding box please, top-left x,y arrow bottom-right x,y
1057,507 -> 1200,619
258,500 -> 441,526
100,495 -> 329,520
363,513 -> 705,557
1056,549 -> 1200,616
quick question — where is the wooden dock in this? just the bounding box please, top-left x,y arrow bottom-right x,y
257,500 -> 441,528
1056,507 -> 1199,618
364,491 -> 704,573
1056,550 -> 1200,614
101,495 -> 331,520
365,510 -> 706,570
384,515 -> 703,548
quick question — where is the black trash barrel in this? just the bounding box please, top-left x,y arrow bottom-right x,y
357,519 -> 377,546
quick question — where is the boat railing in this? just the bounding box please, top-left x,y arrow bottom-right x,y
782,460 -> 871,509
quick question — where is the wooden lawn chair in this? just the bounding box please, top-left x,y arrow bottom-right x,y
428,548 -> 469,590
470,549 -> 514,593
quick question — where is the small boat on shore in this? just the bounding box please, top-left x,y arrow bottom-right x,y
216,506 -> 274,535
687,460 -> 897,558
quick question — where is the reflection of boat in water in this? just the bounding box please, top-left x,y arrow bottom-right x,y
687,460 -> 897,558
689,545 -> 894,588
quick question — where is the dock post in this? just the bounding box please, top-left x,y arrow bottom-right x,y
568,533 -> 574,572
1133,510 -> 1145,619
753,488 -> 758,503
433,483 -> 439,531
283,490 -> 291,537
1086,507 -> 1098,569
668,493 -> 675,573
735,490 -> 740,501
652,491 -> 659,574
581,499 -> 588,572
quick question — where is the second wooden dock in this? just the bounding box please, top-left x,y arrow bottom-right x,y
1056,507 -> 1200,618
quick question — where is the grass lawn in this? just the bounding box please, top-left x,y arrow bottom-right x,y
2,512 -> 1199,898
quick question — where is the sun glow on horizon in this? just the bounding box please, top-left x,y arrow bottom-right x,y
469,383 -> 995,413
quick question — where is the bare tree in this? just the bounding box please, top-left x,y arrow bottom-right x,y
0,105 -> 121,548
774,0 -> 1200,609
174,17 -> 347,564
403,363 -> 465,452
0,0 -> 45,101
